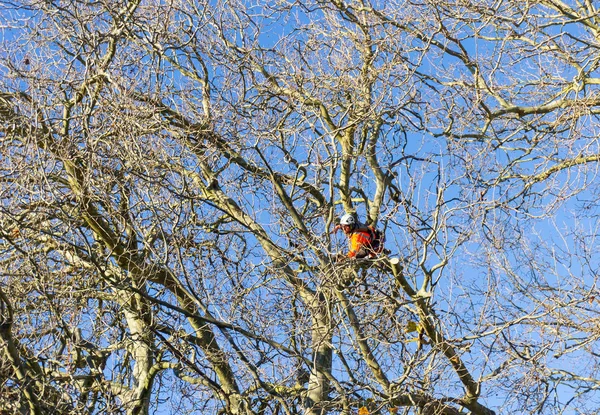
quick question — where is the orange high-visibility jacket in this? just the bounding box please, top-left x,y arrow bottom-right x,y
347,226 -> 381,258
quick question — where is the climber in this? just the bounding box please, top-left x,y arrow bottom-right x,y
332,213 -> 384,260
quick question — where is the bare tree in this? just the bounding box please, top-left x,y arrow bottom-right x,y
2,0 -> 600,414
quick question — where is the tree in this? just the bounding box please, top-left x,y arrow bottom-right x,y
1,0 -> 600,414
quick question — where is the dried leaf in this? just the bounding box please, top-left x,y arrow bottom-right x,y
406,320 -> 419,333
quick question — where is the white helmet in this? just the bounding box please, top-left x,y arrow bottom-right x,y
340,213 -> 356,227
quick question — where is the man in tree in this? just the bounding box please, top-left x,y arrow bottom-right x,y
334,213 -> 384,260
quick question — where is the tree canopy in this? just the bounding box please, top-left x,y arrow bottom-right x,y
2,0 -> 600,414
